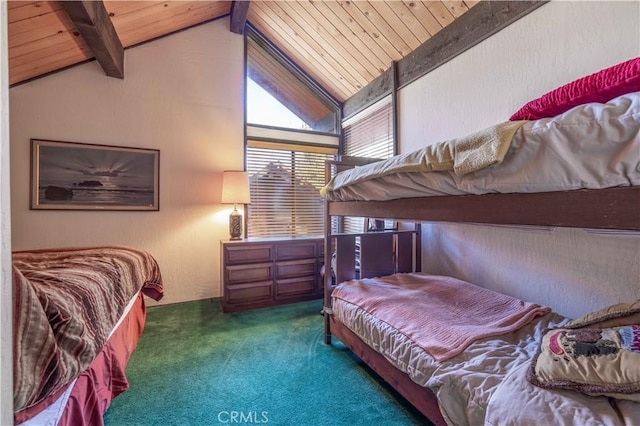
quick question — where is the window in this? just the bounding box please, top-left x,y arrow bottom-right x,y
342,95 -> 394,160
339,96 -> 396,233
245,27 -> 339,238
247,79 -> 311,130
246,28 -> 339,133
247,140 -> 334,237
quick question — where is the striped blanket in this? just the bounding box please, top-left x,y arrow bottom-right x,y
332,273 -> 550,361
12,246 -> 163,413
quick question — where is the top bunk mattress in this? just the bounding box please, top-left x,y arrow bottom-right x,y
322,92 -> 639,202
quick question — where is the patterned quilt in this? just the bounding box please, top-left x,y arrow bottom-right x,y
12,246 -> 164,413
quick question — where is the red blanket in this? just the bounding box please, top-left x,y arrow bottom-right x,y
12,246 -> 163,414
332,273 -> 550,361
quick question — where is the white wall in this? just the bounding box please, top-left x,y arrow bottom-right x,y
10,19 -> 245,306
1,2 -> 13,423
399,1 -> 640,319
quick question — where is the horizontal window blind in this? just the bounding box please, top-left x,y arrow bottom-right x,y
343,95 -> 393,159
247,141 -> 336,238
340,95 -> 395,234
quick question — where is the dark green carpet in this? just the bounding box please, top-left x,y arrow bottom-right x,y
104,299 -> 430,426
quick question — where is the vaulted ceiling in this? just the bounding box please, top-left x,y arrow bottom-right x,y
7,0 -> 480,103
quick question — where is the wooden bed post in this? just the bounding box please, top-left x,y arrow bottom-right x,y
415,223 -> 422,273
323,161 -> 333,345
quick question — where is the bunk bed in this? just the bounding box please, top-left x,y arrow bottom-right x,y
322,87 -> 639,425
12,246 -> 164,426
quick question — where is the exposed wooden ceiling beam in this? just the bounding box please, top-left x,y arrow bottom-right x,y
230,1 -> 250,35
59,1 -> 124,79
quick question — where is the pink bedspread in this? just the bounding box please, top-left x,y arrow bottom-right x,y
332,273 -> 550,361
12,246 -> 163,414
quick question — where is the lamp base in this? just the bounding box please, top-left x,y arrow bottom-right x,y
229,209 -> 243,240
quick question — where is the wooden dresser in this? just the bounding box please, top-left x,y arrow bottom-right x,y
220,237 -> 324,312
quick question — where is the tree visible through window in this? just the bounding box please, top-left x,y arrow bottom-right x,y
247,145 -> 329,237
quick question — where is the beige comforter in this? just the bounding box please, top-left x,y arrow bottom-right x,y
322,93 -> 639,202
321,120 -> 525,196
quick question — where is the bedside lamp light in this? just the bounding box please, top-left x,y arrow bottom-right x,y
221,171 -> 251,240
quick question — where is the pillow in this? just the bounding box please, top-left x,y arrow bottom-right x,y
564,301 -> 640,329
510,57 -> 640,120
528,325 -> 640,401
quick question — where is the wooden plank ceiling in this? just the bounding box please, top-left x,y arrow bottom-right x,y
7,0 -> 478,102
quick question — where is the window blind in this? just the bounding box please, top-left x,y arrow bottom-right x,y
340,95 -> 395,234
247,140 -> 336,238
343,95 -> 394,159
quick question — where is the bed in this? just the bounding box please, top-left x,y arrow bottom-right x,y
12,246 -> 164,426
321,84 -> 639,424
323,90 -> 639,230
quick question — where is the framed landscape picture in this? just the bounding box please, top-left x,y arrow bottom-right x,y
31,139 -> 160,211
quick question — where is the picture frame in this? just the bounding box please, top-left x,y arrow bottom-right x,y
31,139 -> 160,211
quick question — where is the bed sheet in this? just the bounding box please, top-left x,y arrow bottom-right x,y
324,92 -> 639,202
332,289 -> 637,426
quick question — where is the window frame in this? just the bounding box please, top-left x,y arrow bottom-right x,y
244,26 -> 341,239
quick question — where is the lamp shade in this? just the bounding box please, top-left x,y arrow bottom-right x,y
221,171 -> 251,205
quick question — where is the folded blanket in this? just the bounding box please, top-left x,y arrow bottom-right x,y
321,120 -> 526,196
332,273 -> 549,361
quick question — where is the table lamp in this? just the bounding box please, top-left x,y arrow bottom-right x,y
221,171 -> 251,240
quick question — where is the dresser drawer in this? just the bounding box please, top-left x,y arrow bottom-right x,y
221,238 -> 323,312
275,276 -> 316,298
226,262 -> 273,284
276,259 -> 317,279
276,242 -> 316,260
225,244 -> 273,264
226,281 -> 272,304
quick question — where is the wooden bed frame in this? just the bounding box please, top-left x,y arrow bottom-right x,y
322,158 -> 640,425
